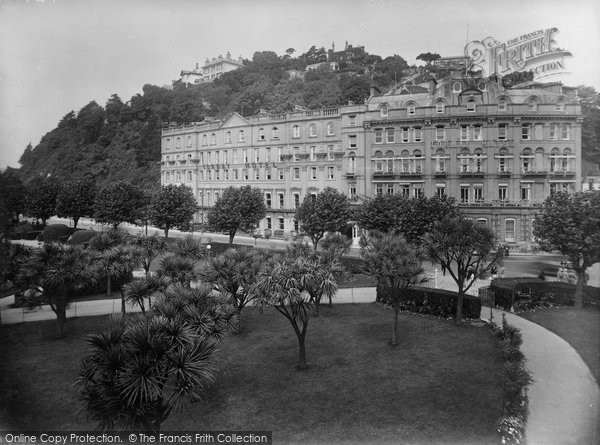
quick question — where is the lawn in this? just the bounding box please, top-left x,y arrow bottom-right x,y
0,304 -> 504,444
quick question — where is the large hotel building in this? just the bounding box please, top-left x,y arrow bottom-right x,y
160,73 -> 582,248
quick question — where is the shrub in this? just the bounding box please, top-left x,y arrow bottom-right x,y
5,231 -> 42,241
490,278 -> 575,311
42,224 -> 71,243
376,285 -> 482,319
68,230 -> 98,245
14,223 -> 34,234
340,256 -> 364,274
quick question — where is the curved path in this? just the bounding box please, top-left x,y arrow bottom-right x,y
2,284 -> 599,443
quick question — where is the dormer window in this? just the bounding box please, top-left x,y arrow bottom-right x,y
466,98 -> 477,112
527,98 -> 538,111
380,104 -> 389,117
556,100 -> 565,111
407,102 -> 416,115
435,101 -> 445,114
498,99 -> 507,112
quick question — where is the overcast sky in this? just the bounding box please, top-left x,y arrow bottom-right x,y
1,0 -> 599,169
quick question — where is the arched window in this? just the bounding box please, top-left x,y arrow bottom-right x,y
527,97 -> 538,111
385,150 -> 394,171
498,98 -> 507,111
239,130 -> 245,142
406,102 -> 416,115
466,98 -> 477,112
309,124 -> 317,137
476,218 -> 488,227
374,150 -> 383,172
326,122 -> 334,136
210,133 -> 216,145
175,137 -> 181,149
435,100 -> 446,114
374,150 -> 383,157
380,103 -> 389,117
272,127 -> 279,139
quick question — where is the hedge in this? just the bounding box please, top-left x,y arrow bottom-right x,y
5,231 -> 42,241
68,230 -> 98,245
490,278 -> 574,311
376,285 -> 482,319
41,225 -> 84,243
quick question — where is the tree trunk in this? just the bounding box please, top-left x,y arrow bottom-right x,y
121,288 -> 126,314
574,272 -> 584,309
297,333 -> 308,370
455,290 -> 464,325
164,226 -> 169,239
328,294 -> 333,307
106,275 -> 112,298
229,231 -> 235,245
56,305 -> 67,338
73,216 -> 79,229
391,294 -> 399,346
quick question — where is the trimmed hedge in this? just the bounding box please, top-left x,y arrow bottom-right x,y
41,225 -> 84,243
490,278 -> 574,311
5,231 -> 42,240
68,230 -> 98,245
376,285 -> 482,319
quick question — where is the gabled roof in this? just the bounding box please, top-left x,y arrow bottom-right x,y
220,112 -> 250,128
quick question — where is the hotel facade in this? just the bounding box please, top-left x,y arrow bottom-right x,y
160,74 -> 582,248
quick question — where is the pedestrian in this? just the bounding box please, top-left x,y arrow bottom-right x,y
538,271 -> 546,281
557,267 -> 565,283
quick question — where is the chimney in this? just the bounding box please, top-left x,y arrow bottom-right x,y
370,84 -> 380,98
226,51 -> 231,59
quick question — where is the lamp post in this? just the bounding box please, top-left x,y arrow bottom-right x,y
206,244 -> 211,259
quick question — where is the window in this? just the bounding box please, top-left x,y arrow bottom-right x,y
223,150 -> 228,163
186,135 -> 192,147
407,102 -> 416,115
387,183 -> 394,195
327,122 -> 334,136
258,128 -> 265,141
561,124 -> 570,140
165,171 -> 171,182
292,125 -> 300,138
225,169 -> 229,180
279,169 -> 284,180
472,125 -> 482,141
533,124 -> 543,140
505,219 -> 516,241
413,127 -> 422,142
255,148 -> 260,163
435,101 -> 445,114
310,146 -> 316,161
234,169 -> 238,180
166,138 -> 171,150
549,124 -> 558,140
277,147 -> 282,162
310,167 -> 317,180
349,115 -> 356,127
239,130 -> 245,142
309,124 -> 317,137
401,127 -> 410,143
498,124 -> 508,140
376,184 -> 383,196
272,127 -> 279,139
348,152 -> 356,173
211,133 -> 216,145
328,167 -> 334,180
498,185 -> 508,201
328,145 -> 334,160
349,135 -> 357,149
476,218 -> 488,227
521,124 -> 531,140
521,184 -> 531,201
215,151 -> 220,164
278,217 -> 284,230
294,193 -> 300,207
279,193 -> 284,208
266,217 -> 272,229
375,129 -> 383,144
294,219 -> 299,231
225,132 -> 231,143
266,170 -> 271,180
265,147 -> 271,162
265,193 -> 271,208
255,169 -> 260,180
401,185 -> 410,196
349,185 -> 356,198
293,146 -> 299,162
474,185 -> 483,202
413,185 -> 424,198
176,171 -> 181,182
293,168 -> 300,180
436,185 -> 446,198
187,171 -> 192,182
436,126 -> 445,141
466,98 -> 476,112
386,128 -> 395,143
202,135 -> 207,146
244,169 -> 249,180
498,99 -> 507,111
528,99 -> 538,111
460,186 -> 470,203
380,104 -> 389,117
175,138 -> 181,149
242,149 -> 248,163
460,125 -> 469,141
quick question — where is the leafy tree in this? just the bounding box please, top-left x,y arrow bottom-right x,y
150,184 -> 199,238
302,79 -> 341,109
77,284 -> 237,432
416,52 -> 441,64
55,178 -> 96,228
423,217 -> 503,324
169,87 -> 207,124
577,85 -> 600,164
94,181 -> 144,229
76,101 -> 106,144
207,186 -> 266,245
0,238 -> 31,305
24,176 -> 62,226
105,94 -> 126,125
339,74 -> 371,105
295,187 -> 351,250
18,243 -> 96,337
255,253 -> 319,370
0,168 -> 26,224
360,232 -> 424,346
533,191 -> 600,307
198,247 -> 268,319
373,55 -> 409,88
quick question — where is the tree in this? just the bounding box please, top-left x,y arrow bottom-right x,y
255,253 -> 318,370
89,230 -> 127,298
198,247 -> 268,321
55,178 -> 96,228
24,176 -> 61,226
77,285 -> 237,432
169,235 -> 206,261
533,191 -> 600,307
207,186 -> 266,245
150,184 -> 199,238
122,274 -> 168,314
416,52 -> 441,64
0,168 -> 26,225
423,217 -> 503,324
360,232 -> 424,346
295,187 -> 351,250
132,233 -> 168,277
158,255 -> 197,287
96,244 -> 140,315
18,243 -> 96,337
577,85 -> 600,164
94,181 -> 144,229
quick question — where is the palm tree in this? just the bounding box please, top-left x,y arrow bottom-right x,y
133,233 -> 167,277
122,275 -> 168,314
169,235 -> 206,261
158,254 -> 197,287
1,237 -> 31,307
18,243 -> 96,337
77,285 -> 237,431
361,232 -> 424,346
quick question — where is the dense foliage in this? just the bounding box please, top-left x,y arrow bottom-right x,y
93,181 -> 145,229
149,184 -> 199,237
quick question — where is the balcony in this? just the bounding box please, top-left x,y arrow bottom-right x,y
521,169 -> 548,177
398,170 -> 424,177
459,170 -> 485,177
497,170 -> 512,177
345,172 -> 357,179
433,170 -> 446,177
372,170 -> 396,179
550,170 -> 575,177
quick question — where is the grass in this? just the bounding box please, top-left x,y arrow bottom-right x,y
0,304 -> 504,444
519,300 -> 600,384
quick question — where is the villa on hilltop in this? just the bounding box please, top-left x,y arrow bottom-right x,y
179,52 -> 244,85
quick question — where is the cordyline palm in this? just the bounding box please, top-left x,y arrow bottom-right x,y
18,243 -> 96,337
1,238 -> 31,306
198,248 -> 268,315
133,233 -> 167,277
361,232 -> 424,346
169,235 -> 206,261
255,254 -> 318,370
122,275 -> 168,314
158,254 -> 197,287
96,244 -> 140,311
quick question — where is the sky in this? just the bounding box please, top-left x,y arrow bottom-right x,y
1,0 -> 599,169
